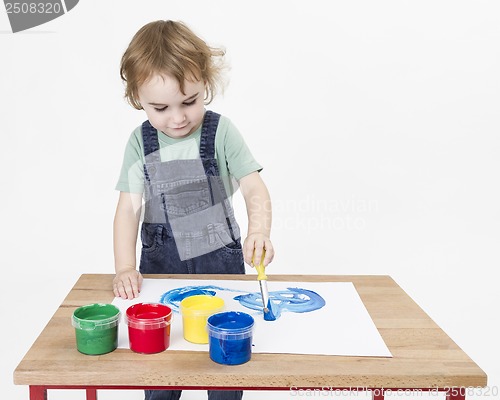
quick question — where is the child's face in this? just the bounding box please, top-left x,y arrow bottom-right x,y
138,74 -> 206,139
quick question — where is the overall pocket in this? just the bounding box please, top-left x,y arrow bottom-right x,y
140,224 -> 163,254
160,180 -> 210,218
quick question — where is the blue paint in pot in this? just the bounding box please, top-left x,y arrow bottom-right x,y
207,311 -> 254,365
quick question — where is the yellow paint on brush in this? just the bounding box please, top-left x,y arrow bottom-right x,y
254,251 -> 267,281
255,263 -> 267,281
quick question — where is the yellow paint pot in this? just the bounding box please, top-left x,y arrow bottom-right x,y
180,295 -> 225,344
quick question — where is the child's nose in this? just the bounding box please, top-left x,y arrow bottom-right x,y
172,109 -> 186,124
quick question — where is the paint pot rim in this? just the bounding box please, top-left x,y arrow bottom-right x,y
207,311 -> 254,339
125,302 -> 172,330
180,294 -> 225,317
72,303 -> 121,331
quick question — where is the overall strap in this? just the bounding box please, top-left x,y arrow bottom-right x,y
199,110 -> 220,160
198,111 -> 238,243
142,120 -> 161,163
141,120 -> 161,183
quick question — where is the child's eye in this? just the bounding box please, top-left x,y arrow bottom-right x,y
154,106 -> 167,112
183,99 -> 197,106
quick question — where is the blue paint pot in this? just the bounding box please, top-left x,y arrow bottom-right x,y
207,311 -> 254,365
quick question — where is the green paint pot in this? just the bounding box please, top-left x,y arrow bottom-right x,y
72,303 -> 121,355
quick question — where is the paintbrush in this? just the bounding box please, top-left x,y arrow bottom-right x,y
254,251 -> 277,321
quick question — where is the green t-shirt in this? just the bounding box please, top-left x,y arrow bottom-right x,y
115,113 -> 262,197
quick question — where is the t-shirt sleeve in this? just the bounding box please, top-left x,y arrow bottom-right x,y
220,117 -> 263,181
115,127 -> 145,193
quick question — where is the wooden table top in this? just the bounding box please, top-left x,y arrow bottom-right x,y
14,274 -> 486,389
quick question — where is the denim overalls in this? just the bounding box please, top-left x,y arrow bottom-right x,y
139,111 -> 244,400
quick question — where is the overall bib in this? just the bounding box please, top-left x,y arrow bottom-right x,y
140,111 -> 244,400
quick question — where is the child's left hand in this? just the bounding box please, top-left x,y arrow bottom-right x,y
243,233 -> 274,267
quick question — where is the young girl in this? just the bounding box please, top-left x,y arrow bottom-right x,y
113,20 -> 274,400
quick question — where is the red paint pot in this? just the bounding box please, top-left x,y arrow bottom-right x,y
125,303 -> 172,354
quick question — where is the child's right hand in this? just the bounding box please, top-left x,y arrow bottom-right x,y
113,267 -> 143,300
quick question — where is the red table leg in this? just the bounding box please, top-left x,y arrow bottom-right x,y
372,388 -> 385,400
86,388 -> 98,400
29,386 -> 47,400
447,390 -> 466,400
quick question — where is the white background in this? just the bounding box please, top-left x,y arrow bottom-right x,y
1,1 -> 499,400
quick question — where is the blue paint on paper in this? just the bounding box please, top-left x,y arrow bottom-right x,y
234,288 -> 326,319
159,285 -> 326,320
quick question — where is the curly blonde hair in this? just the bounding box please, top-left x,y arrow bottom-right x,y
120,20 -> 226,110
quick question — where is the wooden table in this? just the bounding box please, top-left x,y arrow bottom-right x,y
14,274 -> 487,400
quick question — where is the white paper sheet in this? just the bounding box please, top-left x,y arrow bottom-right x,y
112,279 -> 392,357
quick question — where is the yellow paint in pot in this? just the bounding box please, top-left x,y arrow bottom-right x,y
180,295 -> 225,344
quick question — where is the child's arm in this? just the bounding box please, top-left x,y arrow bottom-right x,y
113,191 -> 143,299
239,171 -> 274,267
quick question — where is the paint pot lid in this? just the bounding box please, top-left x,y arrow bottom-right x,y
125,303 -> 172,329
207,311 -> 254,339
180,295 -> 225,317
72,303 -> 121,331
